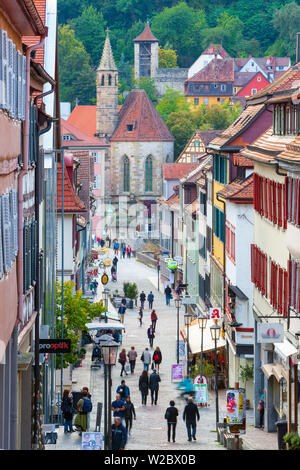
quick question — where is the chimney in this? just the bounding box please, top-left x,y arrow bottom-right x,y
296,33 -> 300,63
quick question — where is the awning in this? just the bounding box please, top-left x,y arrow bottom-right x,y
261,363 -> 289,382
274,338 -> 298,360
181,319 -> 225,354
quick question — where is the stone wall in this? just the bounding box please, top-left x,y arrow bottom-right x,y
155,68 -> 189,97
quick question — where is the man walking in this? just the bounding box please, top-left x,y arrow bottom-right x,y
151,310 -> 158,331
111,417 -> 127,450
118,303 -> 126,323
149,368 -> 161,405
165,400 -> 179,443
116,380 -> 130,400
140,291 -> 146,309
147,325 -> 155,349
141,347 -> 151,371
147,291 -> 154,310
164,285 -> 172,306
183,397 -> 200,442
124,396 -> 136,434
111,393 -> 126,423
127,346 -> 137,374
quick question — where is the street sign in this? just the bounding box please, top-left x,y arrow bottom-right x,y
171,364 -> 184,382
194,383 -> 208,405
182,296 -> 196,305
39,339 -> 71,354
209,307 -> 221,319
257,323 -> 284,343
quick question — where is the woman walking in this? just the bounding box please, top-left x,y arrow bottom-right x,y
138,306 -> 143,326
118,348 -> 128,377
151,310 -> 157,331
61,389 -> 74,433
152,346 -> 162,373
74,389 -> 92,436
139,370 -> 149,406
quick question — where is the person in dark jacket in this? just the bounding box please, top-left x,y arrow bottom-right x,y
140,291 -> 146,308
151,310 -> 157,331
149,368 -> 161,405
139,370 -> 149,406
147,291 -> 154,310
116,380 -> 130,400
113,256 -> 118,268
164,285 -> 172,306
118,349 -> 128,377
111,417 -> 127,450
165,400 -> 179,442
147,325 -> 155,348
183,397 -> 200,441
61,389 -> 74,433
124,396 -> 136,434
152,346 -> 162,372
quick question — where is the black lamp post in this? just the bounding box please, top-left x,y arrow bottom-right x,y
101,339 -> 119,450
175,297 -> 182,364
184,312 -> 193,378
210,321 -> 221,430
103,287 -> 110,323
197,314 -> 208,383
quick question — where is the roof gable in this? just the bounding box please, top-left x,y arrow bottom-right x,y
187,58 -> 234,83
134,21 -> 158,42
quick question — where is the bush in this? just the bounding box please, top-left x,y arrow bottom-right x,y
123,282 -> 138,300
283,432 -> 300,450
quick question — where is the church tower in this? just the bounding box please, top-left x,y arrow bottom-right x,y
96,30 -> 119,138
134,21 -> 159,81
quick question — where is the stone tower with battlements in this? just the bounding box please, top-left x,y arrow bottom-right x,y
96,30 -> 119,138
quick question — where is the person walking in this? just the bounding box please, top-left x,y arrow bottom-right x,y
149,368 -> 161,405
258,390 -> 265,429
121,244 -> 126,259
106,235 -> 111,248
116,380 -> 130,400
111,417 -> 127,450
127,346 -> 137,374
118,348 -> 128,377
165,400 -> 179,443
141,347 -> 151,371
118,303 -> 126,323
138,306 -> 143,327
147,325 -> 155,349
113,240 -> 119,256
113,256 -> 119,269
61,389 -> 74,433
164,285 -> 172,306
111,393 -> 126,422
126,245 -> 132,258
151,310 -> 158,331
74,389 -> 92,436
147,291 -> 154,310
111,265 -> 117,282
152,346 -> 162,373
139,370 -> 149,406
124,396 -> 136,434
140,291 -> 146,309
183,397 -> 200,442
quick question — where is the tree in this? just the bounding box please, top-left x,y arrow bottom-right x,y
267,1 -> 300,62
58,25 -> 96,107
69,6 -> 107,67
56,281 -> 105,368
159,46 -> 178,68
166,110 -> 197,158
156,86 -> 191,120
133,77 -> 158,103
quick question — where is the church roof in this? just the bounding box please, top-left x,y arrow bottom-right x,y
98,30 -> 117,71
110,89 -> 174,142
61,118 -> 109,148
133,21 -> 158,42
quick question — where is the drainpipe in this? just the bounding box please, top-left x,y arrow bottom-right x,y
17,29 -> 48,323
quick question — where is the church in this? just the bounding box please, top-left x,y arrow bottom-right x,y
68,30 -> 175,241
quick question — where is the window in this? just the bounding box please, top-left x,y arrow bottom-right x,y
90,152 -> 98,163
233,87 -> 237,94
127,124 -> 133,131
200,191 -> 207,216
213,154 -> 228,184
101,74 -> 105,86
257,76 -> 261,82
199,234 -> 206,259
213,206 -> 224,242
289,258 -> 300,313
204,98 -> 209,106
123,156 -> 130,192
93,175 -> 100,190
226,222 -> 236,263
253,173 -> 287,229
108,74 -> 112,86
221,84 -> 226,91
286,176 -> 300,226
274,104 -> 299,135
194,98 -> 199,105
145,156 -> 153,192
251,89 -> 257,95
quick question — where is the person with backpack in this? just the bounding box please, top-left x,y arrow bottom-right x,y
61,389 -> 74,434
149,368 -> 161,405
147,291 -> 154,310
140,291 -> 146,309
74,389 -> 92,436
151,310 -> 158,331
141,347 -> 151,371
152,346 -> 162,372
124,396 -> 136,434
165,400 -> 179,443
118,304 -> 126,323
113,256 -> 119,269
139,370 -> 149,406
147,325 -> 155,349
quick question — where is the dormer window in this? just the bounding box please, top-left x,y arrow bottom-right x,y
273,103 -> 299,136
127,124 -> 134,132
62,134 -> 76,141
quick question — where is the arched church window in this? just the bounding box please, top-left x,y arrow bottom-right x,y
108,74 -> 112,86
123,156 -> 130,192
101,74 -> 105,86
145,156 -> 153,192
115,74 -> 118,86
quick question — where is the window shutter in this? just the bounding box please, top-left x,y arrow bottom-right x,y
0,197 -> 3,279
0,27 -> 2,107
277,183 -> 282,227
12,43 -> 17,118
23,225 -> 27,293
7,38 -> 13,115
2,30 -> 8,110
17,52 -> 22,119
251,244 -> 255,283
283,178 -> 288,229
297,264 -> 300,314
278,267 -> 283,314
1,193 -> 11,273
283,270 -> 289,317
22,55 -> 26,120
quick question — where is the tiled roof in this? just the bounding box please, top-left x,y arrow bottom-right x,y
241,127 -> 296,164
67,106 -> 97,138
233,153 -> 254,168
217,174 -> 253,202
57,162 -> 86,213
22,0 -> 46,65
276,134 -> 300,163
197,130 -> 224,146
202,44 -> 230,58
134,21 -> 158,42
186,58 -> 234,83
181,154 -> 212,184
61,118 -> 109,148
208,103 -> 265,150
234,71 -> 258,87
111,89 -> 174,142
163,163 -> 198,180
185,199 -> 199,215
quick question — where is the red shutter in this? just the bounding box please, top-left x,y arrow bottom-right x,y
277,183 -> 282,227
264,177 -> 268,218
293,261 -> 297,310
288,259 -> 292,310
289,177 -> 293,224
278,267 -> 283,314
297,264 -> 300,314
283,179 -> 287,229
283,270 -> 288,317
273,181 -> 277,225
274,264 -> 278,309
264,254 -> 268,298
268,179 -> 272,222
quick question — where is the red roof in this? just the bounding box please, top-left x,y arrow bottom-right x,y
57,162 -> 86,213
163,163 -> 198,180
111,89 -> 174,142
61,118 -> 109,148
187,58 -> 234,83
134,21 -> 158,42
202,44 -> 230,58
217,174 -> 254,202
68,105 -> 122,138
22,0 -> 46,66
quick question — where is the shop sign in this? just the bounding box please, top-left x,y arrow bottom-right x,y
226,388 -> 246,434
82,432 -> 103,450
182,296 -> 196,305
167,259 -> 178,271
177,340 -> 186,360
39,339 -> 71,354
101,273 -> 109,285
209,307 -> 221,319
257,323 -> 284,343
171,363 -> 184,382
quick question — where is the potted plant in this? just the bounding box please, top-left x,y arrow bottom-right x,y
239,363 -> 254,408
123,282 -> 138,309
283,432 -> 300,450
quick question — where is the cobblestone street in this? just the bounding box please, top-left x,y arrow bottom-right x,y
46,252 -> 277,451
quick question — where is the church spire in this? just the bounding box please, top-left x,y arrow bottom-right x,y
98,29 -> 117,71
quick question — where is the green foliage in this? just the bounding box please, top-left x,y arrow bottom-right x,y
123,282 -> 139,299
133,77 -> 158,103
283,432 -> 300,450
191,358 -> 215,379
159,46 -> 179,69
56,281 -> 105,368
239,363 -> 254,387
156,86 -> 191,120
268,1 -> 300,62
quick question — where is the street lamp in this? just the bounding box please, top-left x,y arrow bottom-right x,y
184,313 -> 193,378
210,321 -> 221,430
103,287 -> 110,324
197,314 -> 208,384
175,297 -> 182,364
101,340 -> 119,450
